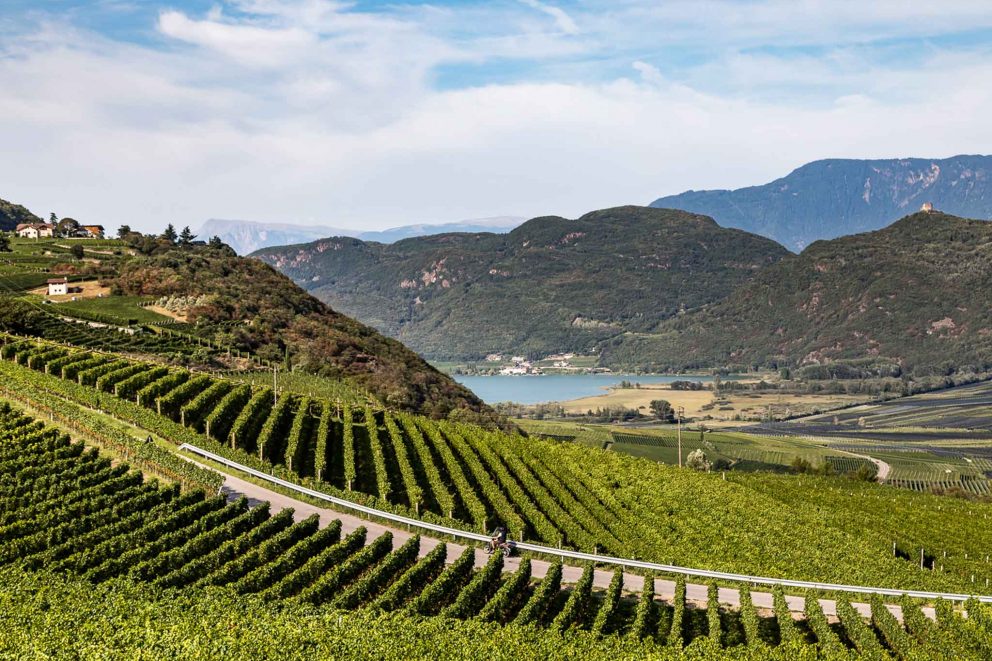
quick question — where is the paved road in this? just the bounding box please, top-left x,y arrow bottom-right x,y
215,468 -> 926,622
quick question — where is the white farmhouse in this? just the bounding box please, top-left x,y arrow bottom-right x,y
47,278 -> 68,296
16,223 -> 55,239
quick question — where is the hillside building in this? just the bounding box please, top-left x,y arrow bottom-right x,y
920,202 -> 934,213
47,278 -> 68,296
15,223 -> 54,239
79,225 -> 105,238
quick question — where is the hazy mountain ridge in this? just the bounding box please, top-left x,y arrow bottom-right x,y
651,155 -> 992,250
602,211 -> 992,374
200,216 -> 525,254
253,206 -> 789,360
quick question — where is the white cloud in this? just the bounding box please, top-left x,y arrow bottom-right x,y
0,1 -> 989,234
632,61 -> 665,86
519,0 -> 580,35
157,10 -> 315,68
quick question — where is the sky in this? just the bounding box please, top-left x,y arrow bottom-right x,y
1,0 -> 991,233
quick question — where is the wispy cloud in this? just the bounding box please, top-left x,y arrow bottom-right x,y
519,0 -> 579,35
0,0 -> 989,232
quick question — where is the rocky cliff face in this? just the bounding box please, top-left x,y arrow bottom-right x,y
651,155 -> 992,251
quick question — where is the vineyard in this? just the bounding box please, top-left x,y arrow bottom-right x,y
18,314 -> 211,357
608,429 -> 876,476
4,335 -> 992,597
3,403 -> 992,659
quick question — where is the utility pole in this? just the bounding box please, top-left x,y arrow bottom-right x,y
273,365 -> 278,406
677,406 -> 685,468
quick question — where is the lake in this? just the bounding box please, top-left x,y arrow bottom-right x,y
453,373 -> 724,405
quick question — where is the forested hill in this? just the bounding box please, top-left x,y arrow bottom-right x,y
253,206 -> 789,360
601,211 -> 992,375
651,155 -> 992,251
107,241 -> 489,419
0,196 -> 41,230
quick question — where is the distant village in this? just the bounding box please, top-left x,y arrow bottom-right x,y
484,352 -> 600,375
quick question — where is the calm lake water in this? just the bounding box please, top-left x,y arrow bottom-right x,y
453,373 -> 723,405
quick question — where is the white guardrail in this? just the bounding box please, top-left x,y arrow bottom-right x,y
179,443 -> 992,603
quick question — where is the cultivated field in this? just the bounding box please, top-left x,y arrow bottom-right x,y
560,382 -> 865,424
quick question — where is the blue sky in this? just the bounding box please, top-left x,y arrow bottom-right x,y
1,1 -> 991,232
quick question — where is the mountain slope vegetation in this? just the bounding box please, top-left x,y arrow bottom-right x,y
109,243 -> 490,418
0,228 -> 489,420
0,195 -> 41,230
651,155 -> 992,250
602,211 -> 992,374
254,206 -> 789,360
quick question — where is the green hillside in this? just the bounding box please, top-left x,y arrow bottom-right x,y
4,339 -> 992,592
4,354 -> 992,658
1,403 -> 991,659
603,211 -> 992,374
0,232 -> 491,421
0,195 -> 41,231
253,206 -> 789,360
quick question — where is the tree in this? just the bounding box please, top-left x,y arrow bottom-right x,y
649,399 -> 674,421
117,225 -> 132,239
0,233 -> 9,253
208,235 -> 225,249
853,464 -> 877,482
0,299 -> 41,333
686,449 -> 710,472
70,244 -> 84,260
57,217 -> 80,237
49,212 -> 58,224
162,224 -> 178,244
179,226 -> 197,247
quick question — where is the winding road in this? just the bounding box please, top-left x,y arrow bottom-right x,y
742,424 -> 892,482
208,462 -> 925,622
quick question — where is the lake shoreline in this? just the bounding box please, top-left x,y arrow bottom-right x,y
453,372 -> 737,406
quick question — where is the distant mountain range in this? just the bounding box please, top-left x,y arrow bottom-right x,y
199,216 -> 525,255
603,210 -> 992,373
253,206 -> 788,360
651,155 -> 992,251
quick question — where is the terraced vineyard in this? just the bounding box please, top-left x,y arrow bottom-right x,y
4,403 -> 992,659
5,333 -> 992,597
18,313 -> 210,357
